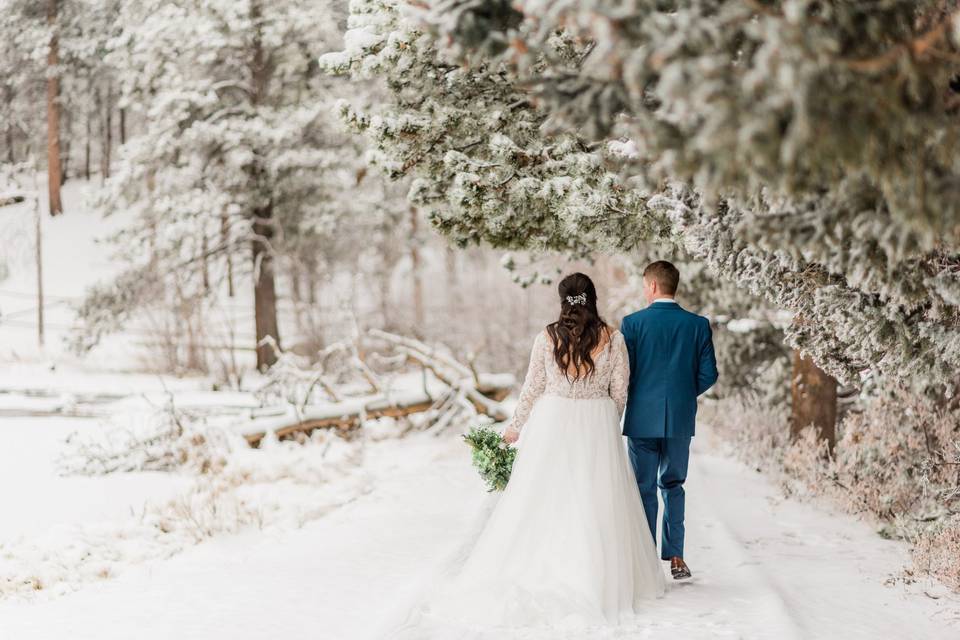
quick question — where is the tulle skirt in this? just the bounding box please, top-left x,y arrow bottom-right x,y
388,395 -> 666,637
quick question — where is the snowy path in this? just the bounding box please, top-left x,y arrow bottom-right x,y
2,428 -> 958,639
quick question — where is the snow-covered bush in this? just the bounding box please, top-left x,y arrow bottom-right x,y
828,388 -> 960,524
149,427 -> 366,541
58,401 -> 230,476
913,515 -> 960,592
780,425 -> 834,499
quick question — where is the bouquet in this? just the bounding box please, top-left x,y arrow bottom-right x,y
463,425 -> 518,492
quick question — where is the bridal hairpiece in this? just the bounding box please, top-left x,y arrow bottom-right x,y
565,293 -> 588,306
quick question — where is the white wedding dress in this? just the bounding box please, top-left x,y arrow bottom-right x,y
385,330 -> 665,638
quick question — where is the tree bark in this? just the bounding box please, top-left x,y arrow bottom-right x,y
4,86 -> 14,164
221,212 -> 234,297
46,0 -> 63,215
84,109 -> 91,181
252,205 -> 280,370
61,104 -> 71,184
201,233 -> 210,293
790,350 -> 837,451
101,84 -> 112,180
119,107 -> 126,144
4,125 -> 12,164
249,0 -> 280,370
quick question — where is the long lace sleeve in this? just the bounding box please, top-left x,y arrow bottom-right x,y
609,331 -> 630,417
504,331 -> 548,438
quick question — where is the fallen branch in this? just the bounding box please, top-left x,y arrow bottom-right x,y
244,396 -> 436,447
0,193 -> 26,207
243,331 -> 513,446
369,328 -> 513,404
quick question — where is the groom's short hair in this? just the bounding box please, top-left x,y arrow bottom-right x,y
643,260 -> 680,295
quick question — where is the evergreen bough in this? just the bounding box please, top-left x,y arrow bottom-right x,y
322,0 -> 960,394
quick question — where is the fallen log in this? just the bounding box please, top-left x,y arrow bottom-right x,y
0,192 -> 26,207
244,397 -> 436,447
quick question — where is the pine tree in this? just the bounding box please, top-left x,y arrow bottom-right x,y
45,0 -> 63,215
74,0 -> 386,371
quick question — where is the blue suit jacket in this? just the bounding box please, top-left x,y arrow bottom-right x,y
620,300 -> 718,439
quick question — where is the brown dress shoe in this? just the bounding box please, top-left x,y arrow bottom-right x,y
669,556 -> 692,580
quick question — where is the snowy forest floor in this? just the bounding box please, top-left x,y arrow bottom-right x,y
2,404 -> 959,640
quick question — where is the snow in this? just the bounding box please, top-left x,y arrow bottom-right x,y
0,180 -> 133,365
0,398 -> 370,602
0,415 -> 957,638
606,139 -> 640,160
0,415 -> 191,542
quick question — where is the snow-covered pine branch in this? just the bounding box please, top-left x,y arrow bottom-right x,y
322,0 -> 960,391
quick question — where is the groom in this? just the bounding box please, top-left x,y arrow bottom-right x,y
620,261 -> 718,580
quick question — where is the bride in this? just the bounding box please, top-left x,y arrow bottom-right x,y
389,272 -> 665,637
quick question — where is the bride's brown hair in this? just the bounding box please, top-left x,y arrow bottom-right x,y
546,272 -> 608,380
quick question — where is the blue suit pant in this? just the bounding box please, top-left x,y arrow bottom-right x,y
627,436 -> 691,560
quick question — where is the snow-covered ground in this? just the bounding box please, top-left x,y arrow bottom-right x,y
1,404 -> 958,639
0,180 -> 133,366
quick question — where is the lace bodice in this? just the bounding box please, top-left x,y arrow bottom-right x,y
504,329 -> 630,437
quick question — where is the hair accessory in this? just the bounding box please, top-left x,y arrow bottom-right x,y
565,293 -> 587,306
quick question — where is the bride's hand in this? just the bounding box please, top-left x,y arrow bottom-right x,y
503,428 -> 519,444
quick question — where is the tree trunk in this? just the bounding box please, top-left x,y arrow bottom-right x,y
305,253 -> 318,305
221,212 -> 234,297
4,86 -> 14,164
101,84 -> 112,180
119,107 -> 126,144
4,124 -> 12,164
61,104 -> 71,184
46,0 -> 63,216
84,109 -> 91,181
252,205 -> 280,370
249,0 -> 280,370
790,350 -> 837,451
201,233 -> 210,293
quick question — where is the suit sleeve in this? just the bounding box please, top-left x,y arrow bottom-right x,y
696,319 -> 719,396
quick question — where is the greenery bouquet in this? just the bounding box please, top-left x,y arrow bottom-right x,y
463,425 -> 518,492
